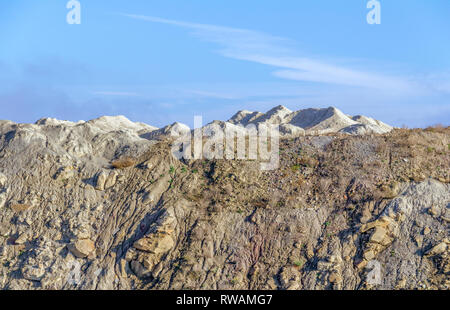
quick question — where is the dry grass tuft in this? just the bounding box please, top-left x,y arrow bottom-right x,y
425,124 -> 447,133
296,156 -> 319,168
111,157 -> 136,169
10,204 -> 32,212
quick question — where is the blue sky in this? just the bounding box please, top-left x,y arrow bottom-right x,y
0,0 -> 449,127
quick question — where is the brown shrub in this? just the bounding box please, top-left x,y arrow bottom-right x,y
10,204 -> 32,212
111,157 -> 136,169
425,124 -> 447,133
296,156 -> 319,168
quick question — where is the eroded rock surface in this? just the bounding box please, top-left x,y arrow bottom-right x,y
0,114 -> 448,290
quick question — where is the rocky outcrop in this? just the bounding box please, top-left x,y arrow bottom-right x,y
0,113 -> 447,290
94,170 -> 119,191
359,216 -> 398,267
128,208 -> 177,279
152,106 -> 392,141
227,106 -> 392,137
0,172 -> 7,188
68,239 -> 96,259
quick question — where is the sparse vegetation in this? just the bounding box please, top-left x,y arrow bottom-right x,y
293,260 -> 304,268
291,165 -> 301,172
425,124 -> 446,133
296,156 -> 318,168
230,278 -> 239,285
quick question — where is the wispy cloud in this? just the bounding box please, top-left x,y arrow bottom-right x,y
121,13 -> 423,95
121,14 -> 290,55
92,91 -> 140,97
422,73 -> 450,94
185,90 -> 239,100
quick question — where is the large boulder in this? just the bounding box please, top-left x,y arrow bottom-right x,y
68,239 -> 96,258
133,233 -> 174,255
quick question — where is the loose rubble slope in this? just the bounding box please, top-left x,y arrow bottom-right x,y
0,109 -> 448,290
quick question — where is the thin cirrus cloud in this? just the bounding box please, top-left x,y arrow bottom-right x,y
185,90 -> 240,100
92,91 -> 141,97
121,13 -> 422,95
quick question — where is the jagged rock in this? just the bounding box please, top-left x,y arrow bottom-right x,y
0,191 -> 6,209
133,233 -> 174,254
22,264 -> 45,281
360,215 -> 398,263
340,124 -> 389,135
130,225 -> 175,279
94,170 -> 118,191
379,181 -> 400,199
94,171 -> 108,191
14,233 -> 29,245
327,254 -> 343,264
363,250 -> 376,261
279,124 -> 306,137
429,206 -> 441,216
279,266 -> 300,289
54,166 -> 77,181
370,227 -> 388,244
396,278 -> 407,289
0,172 -> 7,188
130,260 -> 151,279
155,207 -> 177,234
68,239 -> 96,258
415,235 -> 424,248
75,226 -> 91,240
329,272 -> 343,284
317,259 -> 333,270
360,216 -> 396,233
286,282 -> 301,290
441,216 -> 450,223
360,207 -> 372,224
104,171 -> 118,189
426,242 -> 447,256
356,259 -> 368,270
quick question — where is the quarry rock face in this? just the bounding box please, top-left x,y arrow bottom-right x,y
228,106 -> 393,136
0,107 -> 448,290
